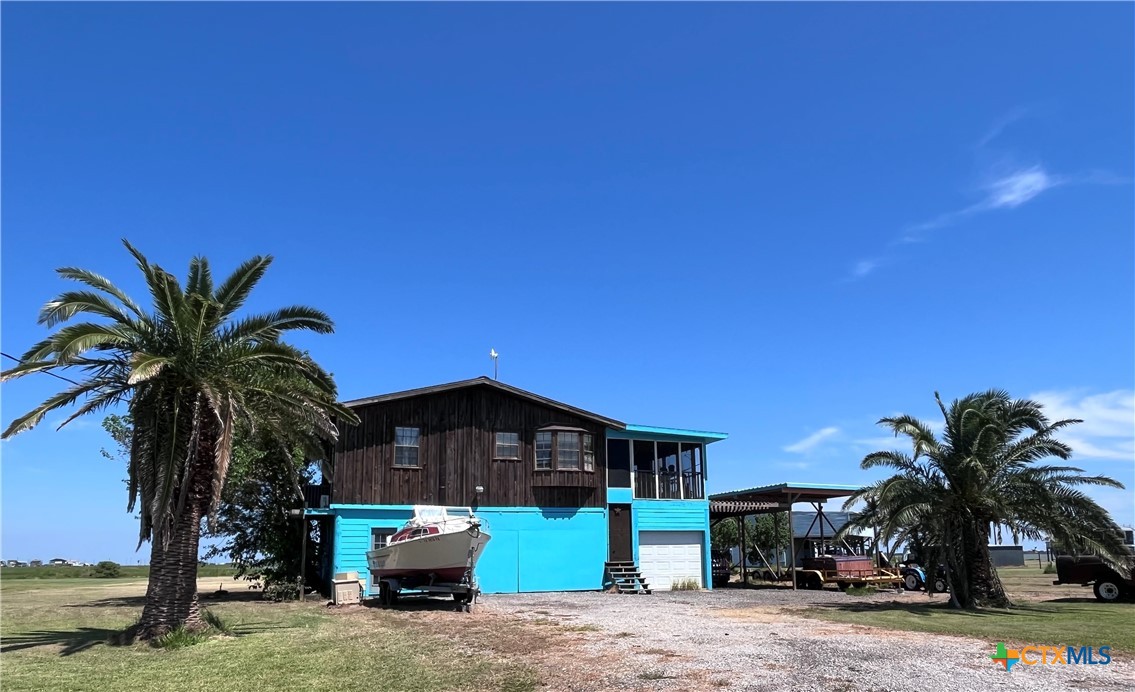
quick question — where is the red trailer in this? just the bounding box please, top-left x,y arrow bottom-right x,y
796,555 -> 902,591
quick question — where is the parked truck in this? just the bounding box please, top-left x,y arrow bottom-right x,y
1053,554 -> 1135,603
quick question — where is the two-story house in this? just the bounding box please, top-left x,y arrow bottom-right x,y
306,377 -> 726,595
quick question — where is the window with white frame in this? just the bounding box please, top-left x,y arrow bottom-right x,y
394,427 -> 420,467
371,528 -> 395,549
495,432 -> 520,460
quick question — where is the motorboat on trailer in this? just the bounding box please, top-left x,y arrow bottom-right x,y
366,506 -> 491,592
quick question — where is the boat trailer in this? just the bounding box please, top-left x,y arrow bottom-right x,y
371,543 -> 481,613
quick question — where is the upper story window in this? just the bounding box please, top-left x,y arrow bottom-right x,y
536,432 -> 553,470
558,432 -> 581,470
394,426 -> 420,467
495,432 -> 520,460
535,428 -> 595,472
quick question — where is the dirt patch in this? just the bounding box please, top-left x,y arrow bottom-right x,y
715,606 -> 796,623
333,602 -> 616,690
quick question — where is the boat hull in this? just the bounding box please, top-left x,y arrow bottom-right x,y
367,528 -> 491,586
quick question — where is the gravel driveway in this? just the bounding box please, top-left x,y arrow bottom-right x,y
481,589 -> 1134,692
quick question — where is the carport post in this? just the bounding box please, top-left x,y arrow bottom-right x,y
788,494 -> 799,590
773,511 -> 781,578
740,515 -> 748,585
816,501 -> 825,555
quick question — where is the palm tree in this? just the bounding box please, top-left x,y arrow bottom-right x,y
2,241 -> 358,637
842,390 -> 1129,609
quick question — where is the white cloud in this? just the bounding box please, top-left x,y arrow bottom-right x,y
1030,390 -> 1135,462
851,260 -> 879,278
783,426 -> 840,454
982,165 -> 1060,209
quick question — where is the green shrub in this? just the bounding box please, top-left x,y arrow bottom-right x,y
670,578 -> 701,591
92,561 -> 121,578
1043,562 -> 1057,574
261,581 -> 300,601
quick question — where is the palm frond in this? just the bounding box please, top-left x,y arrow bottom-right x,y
214,255 -> 273,321
56,266 -> 146,319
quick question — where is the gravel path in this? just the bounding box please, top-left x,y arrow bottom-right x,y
481,589 -> 1135,692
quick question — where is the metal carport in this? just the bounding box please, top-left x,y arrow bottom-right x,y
709,482 -> 861,590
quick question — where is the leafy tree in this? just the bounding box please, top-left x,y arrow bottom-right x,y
710,518 -> 738,552
842,390 -> 1129,609
201,429 -> 320,590
93,561 -> 122,578
710,513 -> 791,565
1,241 -> 356,637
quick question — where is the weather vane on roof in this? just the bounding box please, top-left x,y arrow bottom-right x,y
489,348 -> 499,380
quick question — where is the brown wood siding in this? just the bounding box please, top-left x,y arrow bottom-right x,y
332,385 -> 608,508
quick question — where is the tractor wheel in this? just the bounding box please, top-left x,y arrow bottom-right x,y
933,577 -> 948,594
903,573 -> 923,591
837,581 -> 849,592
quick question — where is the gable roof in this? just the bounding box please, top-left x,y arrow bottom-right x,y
341,377 -> 626,429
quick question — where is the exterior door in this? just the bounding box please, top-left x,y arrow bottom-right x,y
608,504 -> 633,561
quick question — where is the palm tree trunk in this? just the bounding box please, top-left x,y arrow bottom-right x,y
963,520 -> 1011,608
137,443 -> 212,638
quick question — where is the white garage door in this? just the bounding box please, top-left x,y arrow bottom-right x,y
638,531 -> 704,591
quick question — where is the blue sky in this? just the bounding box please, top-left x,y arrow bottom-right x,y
2,4 -> 1132,563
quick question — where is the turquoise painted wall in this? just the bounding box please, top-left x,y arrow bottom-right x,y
333,505 -> 415,595
477,507 -> 607,593
631,499 -> 711,589
332,505 -> 607,595
607,487 -> 633,504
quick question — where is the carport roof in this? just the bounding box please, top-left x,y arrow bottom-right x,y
708,500 -> 785,518
709,482 -> 861,505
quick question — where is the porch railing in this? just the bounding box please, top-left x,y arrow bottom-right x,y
634,472 -> 657,499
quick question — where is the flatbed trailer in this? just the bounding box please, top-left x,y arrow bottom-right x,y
795,555 -> 903,591
372,576 -> 480,612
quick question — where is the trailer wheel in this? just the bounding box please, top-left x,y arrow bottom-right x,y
1094,580 -> 1123,602
836,581 -> 849,592
806,574 -> 823,590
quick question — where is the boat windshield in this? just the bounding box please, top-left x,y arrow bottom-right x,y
416,507 -> 446,523
444,507 -> 474,520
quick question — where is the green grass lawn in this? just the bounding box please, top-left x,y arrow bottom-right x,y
1,564 -> 235,580
1,576 -> 538,692
802,565 -> 1135,651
